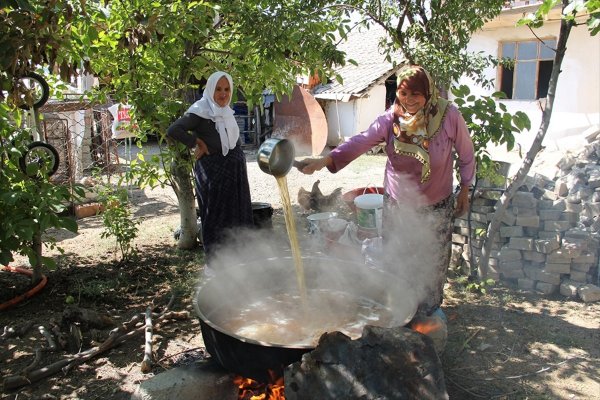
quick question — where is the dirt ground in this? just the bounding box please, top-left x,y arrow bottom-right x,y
1,150 -> 599,400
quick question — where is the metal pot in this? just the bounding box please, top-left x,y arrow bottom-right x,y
257,138 -> 300,177
251,202 -> 273,229
193,256 -> 417,381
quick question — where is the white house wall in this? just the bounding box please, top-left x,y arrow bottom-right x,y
323,83 -> 388,145
356,85 -> 387,137
461,20 -> 600,152
324,99 -> 355,145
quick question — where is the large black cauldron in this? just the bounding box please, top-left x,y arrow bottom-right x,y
193,256 -> 417,381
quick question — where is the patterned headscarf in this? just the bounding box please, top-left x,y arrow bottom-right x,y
392,65 -> 448,182
186,71 -> 240,156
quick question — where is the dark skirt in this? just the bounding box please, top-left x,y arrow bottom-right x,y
193,145 -> 254,261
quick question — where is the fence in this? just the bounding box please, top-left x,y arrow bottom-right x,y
39,100 -> 122,185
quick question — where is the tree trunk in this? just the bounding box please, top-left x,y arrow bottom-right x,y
170,153 -> 199,250
479,3 -> 573,278
31,230 -> 43,284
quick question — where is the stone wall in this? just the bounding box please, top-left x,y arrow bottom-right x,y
451,132 -> 600,303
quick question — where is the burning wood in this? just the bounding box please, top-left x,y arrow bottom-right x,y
235,370 -> 285,400
409,313 -> 448,354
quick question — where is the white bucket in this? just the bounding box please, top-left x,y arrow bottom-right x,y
354,193 -> 383,233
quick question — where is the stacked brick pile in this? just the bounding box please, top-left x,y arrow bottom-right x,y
451,131 -> 600,303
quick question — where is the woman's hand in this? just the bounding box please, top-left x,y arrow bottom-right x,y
296,156 -> 332,175
194,139 -> 209,160
454,185 -> 470,217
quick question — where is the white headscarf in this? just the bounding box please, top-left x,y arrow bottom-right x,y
186,71 -> 240,156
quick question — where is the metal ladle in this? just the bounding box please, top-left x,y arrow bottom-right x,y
257,138 -> 307,177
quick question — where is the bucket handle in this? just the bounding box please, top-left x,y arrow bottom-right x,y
362,184 -> 381,195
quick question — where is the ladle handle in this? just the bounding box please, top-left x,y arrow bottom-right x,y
293,160 -> 308,171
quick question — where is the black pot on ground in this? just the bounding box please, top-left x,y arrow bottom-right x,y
252,202 -> 273,229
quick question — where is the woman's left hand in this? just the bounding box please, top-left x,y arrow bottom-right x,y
194,138 -> 209,160
454,185 -> 470,217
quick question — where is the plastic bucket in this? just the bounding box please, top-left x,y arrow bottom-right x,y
354,194 -> 383,233
342,187 -> 384,213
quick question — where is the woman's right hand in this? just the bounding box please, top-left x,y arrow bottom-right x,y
296,156 -> 332,175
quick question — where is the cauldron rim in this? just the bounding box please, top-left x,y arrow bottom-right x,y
192,255 -> 417,348
192,256 -> 418,381
193,285 -> 316,350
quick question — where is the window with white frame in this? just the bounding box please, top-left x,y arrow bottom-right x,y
499,39 -> 556,100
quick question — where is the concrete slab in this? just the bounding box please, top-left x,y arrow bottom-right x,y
131,360 -> 237,400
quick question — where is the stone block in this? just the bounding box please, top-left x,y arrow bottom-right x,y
536,270 -> 562,285
480,190 -> 501,200
561,211 -> 580,224
565,202 -> 583,213
502,268 -> 525,279
564,227 -> 595,240
472,205 -> 495,214
499,260 -> 524,270
454,227 -> 470,236
552,199 -> 567,211
522,250 -> 546,263
513,207 -> 538,217
523,266 -> 537,280
536,281 -> 558,295
544,263 -> 571,274
534,238 -> 561,254
454,218 -> 468,228
498,247 -> 522,262
537,199 -> 554,210
571,263 -> 594,273
541,189 -> 558,201
472,196 -> 496,206
518,278 -> 536,290
517,215 -> 540,228
524,227 -> 541,237
585,202 -> 600,216
452,233 -> 467,244
539,210 -> 563,220
561,237 -> 588,258
544,220 -> 573,232
470,212 -> 489,223
572,251 -> 597,264
538,231 -> 562,241
588,168 -> 600,189
500,226 -> 523,238
546,249 -> 573,263
499,210 -> 517,226
511,192 -> 538,208
508,237 -> 534,251
570,270 -> 589,283
560,280 -> 580,298
578,284 -> 600,303
554,179 -> 568,197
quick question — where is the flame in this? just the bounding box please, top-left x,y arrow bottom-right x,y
410,317 -> 443,336
235,370 -> 285,400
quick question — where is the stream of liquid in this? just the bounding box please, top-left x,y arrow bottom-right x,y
275,175 -> 307,304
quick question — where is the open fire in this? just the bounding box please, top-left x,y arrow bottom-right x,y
233,317 -> 446,400
236,370 -> 285,400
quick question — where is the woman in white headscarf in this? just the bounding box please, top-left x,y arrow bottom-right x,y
167,71 -> 254,262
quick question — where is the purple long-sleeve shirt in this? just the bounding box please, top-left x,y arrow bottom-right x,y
328,105 -> 475,206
